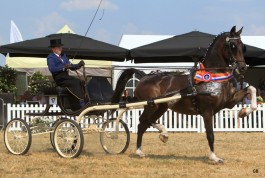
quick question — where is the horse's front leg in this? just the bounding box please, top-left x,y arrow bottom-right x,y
204,115 -> 224,163
206,128 -> 224,163
238,86 -> 257,118
136,121 -> 150,157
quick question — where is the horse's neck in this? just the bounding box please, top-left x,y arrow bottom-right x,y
203,42 -> 228,72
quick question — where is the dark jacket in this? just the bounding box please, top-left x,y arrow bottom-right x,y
47,53 -> 84,100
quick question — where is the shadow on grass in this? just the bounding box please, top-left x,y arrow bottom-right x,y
129,153 -> 217,164
45,148 -> 56,152
81,150 -> 98,157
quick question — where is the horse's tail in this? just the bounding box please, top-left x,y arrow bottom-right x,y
111,68 -> 145,104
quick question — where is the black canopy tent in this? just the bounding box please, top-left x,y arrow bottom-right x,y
0,33 -> 129,61
130,31 -> 265,66
1,31 -> 264,66
130,31 -> 215,63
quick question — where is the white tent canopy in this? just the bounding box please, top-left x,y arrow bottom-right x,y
6,56 -> 112,77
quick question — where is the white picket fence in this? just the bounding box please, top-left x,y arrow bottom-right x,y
6,103 -> 265,133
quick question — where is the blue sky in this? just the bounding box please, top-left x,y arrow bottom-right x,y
0,0 -> 265,65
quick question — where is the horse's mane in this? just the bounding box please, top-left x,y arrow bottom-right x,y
201,32 -> 230,63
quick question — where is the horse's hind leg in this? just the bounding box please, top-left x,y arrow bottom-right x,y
152,123 -> 168,143
151,105 -> 169,143
136,104 -> 168,157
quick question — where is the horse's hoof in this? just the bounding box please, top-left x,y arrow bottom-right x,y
209,152 -> 224,163
209,158 -> 224,164
212,158 -> 224,164
136,149 -> 145,158
218,159 -> 224,164
159,134 -> 168,143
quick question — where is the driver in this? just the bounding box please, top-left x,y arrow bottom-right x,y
47,38 -> 86,107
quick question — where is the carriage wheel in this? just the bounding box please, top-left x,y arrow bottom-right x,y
50,125 -> 56,150
50,117 -> 67,150
53,118 -> 84,158
100,118 -> 130,154
4,118 -> 32,155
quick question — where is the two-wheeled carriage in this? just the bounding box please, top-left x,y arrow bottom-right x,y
4,75 -> 131,158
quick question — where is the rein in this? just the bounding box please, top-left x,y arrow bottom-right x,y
73,66 -> 89,101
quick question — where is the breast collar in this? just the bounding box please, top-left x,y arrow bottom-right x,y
194,63 -> 233,84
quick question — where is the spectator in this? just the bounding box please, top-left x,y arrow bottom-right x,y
244,93 -> 251,105
236,76 -> 249,104
257,78 -> 265,101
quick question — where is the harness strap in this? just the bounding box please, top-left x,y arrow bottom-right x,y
74,66 -> 90,102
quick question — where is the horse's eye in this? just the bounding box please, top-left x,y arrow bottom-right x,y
230,43 -> 237,50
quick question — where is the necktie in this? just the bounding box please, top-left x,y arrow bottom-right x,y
59,56 -> 64,63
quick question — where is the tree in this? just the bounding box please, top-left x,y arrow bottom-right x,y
28,71 -> 52,95
0,65 -> 17,93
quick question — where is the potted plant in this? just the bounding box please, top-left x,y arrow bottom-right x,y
28,71 -> 52,104
257,96 -> 263,105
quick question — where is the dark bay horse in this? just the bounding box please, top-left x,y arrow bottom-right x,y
112,26 -> 257,163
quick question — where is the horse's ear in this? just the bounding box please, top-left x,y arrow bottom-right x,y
230,26 -> 236,34
236,27 -> 243,35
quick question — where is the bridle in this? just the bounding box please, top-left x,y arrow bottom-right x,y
193,33 -> 247,78
225,36 -> 246,74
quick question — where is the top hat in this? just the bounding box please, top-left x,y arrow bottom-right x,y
49,39 -> 64,47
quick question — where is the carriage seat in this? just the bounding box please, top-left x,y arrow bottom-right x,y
42,86 -> 68,96
87,76 -> 114,104
42,77 -> 114,106
55,86 -> 69,96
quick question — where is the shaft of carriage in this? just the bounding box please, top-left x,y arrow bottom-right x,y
52,94 -> 183,158
76,94 -> 182,123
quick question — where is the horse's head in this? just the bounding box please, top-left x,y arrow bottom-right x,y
222,26 -> 247,74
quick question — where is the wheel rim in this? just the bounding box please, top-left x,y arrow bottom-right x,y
4,119 -> 30,155
101,120 -> 129,154
54,120 -> 82,158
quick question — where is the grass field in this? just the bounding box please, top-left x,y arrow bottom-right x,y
0,131 -> 265,177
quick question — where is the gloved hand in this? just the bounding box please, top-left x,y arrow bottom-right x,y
64,63 -> 71,69
78,60 -> 85,67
